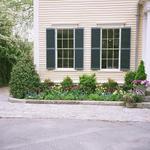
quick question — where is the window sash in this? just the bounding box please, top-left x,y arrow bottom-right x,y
56,29 -> 75,69
100,28 -> 121,70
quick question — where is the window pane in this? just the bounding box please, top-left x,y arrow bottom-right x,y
58,50 -> 63,58
57,29 -> 74,68
69,40 -> 73,48
58,59 -> 62,68
108,50 -> 113,58
102,40 -> 107,48
63,50 -> 68,58
69,59 -> 73,68
108,60 -> 113,68
101,28 -> 120,69
108,39 -> 113,48
57,40 -> 62,48
102,29 -> 107,38
57,30 -> 62,39
102,60 -> 107,68
114,29 -> 119,38
63,40 -> 68,48
102,50 -> 107,58
63,29 -> 68,38
114,60 -> 119,68
114,50 -> 119,58
63,59 -> 68,68
69,50 -> 74,58
114,39 -> 119,48
69,30 -> 73,38
108,29 -> 113,38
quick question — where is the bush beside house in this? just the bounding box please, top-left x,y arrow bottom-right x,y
9,55 -> 40,99
135,60 -> 147,80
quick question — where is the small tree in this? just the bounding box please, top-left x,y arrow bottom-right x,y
135,60 -> 147,80
9,55 -> 40,98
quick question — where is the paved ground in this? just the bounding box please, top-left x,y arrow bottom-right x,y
0,87 -> 150,150
0,118 -> 150,150
0,87 -> 150,122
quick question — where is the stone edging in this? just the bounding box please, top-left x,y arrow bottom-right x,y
8,97 -> 150,109
8,97 -> 124,106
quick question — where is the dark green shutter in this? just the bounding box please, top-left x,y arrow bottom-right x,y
46,29 -> 55,70
75,28 -> 84,70
91,28 -> 101,70
121,28 -> 131,71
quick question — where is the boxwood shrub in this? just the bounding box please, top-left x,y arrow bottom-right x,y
9,55 -> 40,99
79,74 -> 96,94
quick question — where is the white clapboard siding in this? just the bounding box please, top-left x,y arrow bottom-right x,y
37,0 -> 142,83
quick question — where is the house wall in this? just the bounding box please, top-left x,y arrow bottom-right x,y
36,0 -> 142,83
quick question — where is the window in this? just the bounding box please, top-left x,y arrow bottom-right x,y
57,29 -> 74,68
101,29 -> 120,69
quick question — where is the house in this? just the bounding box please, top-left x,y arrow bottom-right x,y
34,0 -> 150,83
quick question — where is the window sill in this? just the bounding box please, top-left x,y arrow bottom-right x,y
54,68 -> 76,72
98,69 -> 123,73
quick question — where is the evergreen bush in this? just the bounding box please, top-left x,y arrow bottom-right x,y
124,71 -> 136,90
135,60 -> 147,80
79,74 -> 96,94
9,55 -> 40,98
61,76 -> 73,90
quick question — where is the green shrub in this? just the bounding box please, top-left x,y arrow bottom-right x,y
122,93 -> 143,105
63,93 -> 75,100
122,93 -> 136,105
109,94 -> 122,101
61,76 -> 73,90
88,94 -> 100,101
44,79 -> 55,87
79,74 -> 96,94
9,55 -> 40,98
135,60 -> 147,80
124,71 -> 136,90
132,94 -> 144,103
44,93 -> 58,100
102,79 -> 118,93
38,79 -> 55,92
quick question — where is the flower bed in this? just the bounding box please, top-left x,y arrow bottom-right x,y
9,58 -> 150,108
25,77 -> 148,104
26,85 -> 124,101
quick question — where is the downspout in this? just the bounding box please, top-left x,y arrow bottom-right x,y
135,3 -> 141,70
135,0 -> 146,70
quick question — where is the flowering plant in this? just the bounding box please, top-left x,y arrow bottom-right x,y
132,80 -> 150,87
131,80 -> 150,96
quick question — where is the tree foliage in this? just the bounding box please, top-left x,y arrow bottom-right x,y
0,0 -> 33,86
0,0 -> 33,36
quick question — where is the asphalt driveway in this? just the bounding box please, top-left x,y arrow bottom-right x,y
0,87 -> 150,150
0,118 -> 150,150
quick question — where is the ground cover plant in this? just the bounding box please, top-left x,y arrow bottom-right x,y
25,76 -> 126,101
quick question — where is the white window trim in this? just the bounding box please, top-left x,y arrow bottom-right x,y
100,28 -> 121,71
55,28 -> 76,70
51,23 -> 79,28
97,22 -> 126,28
